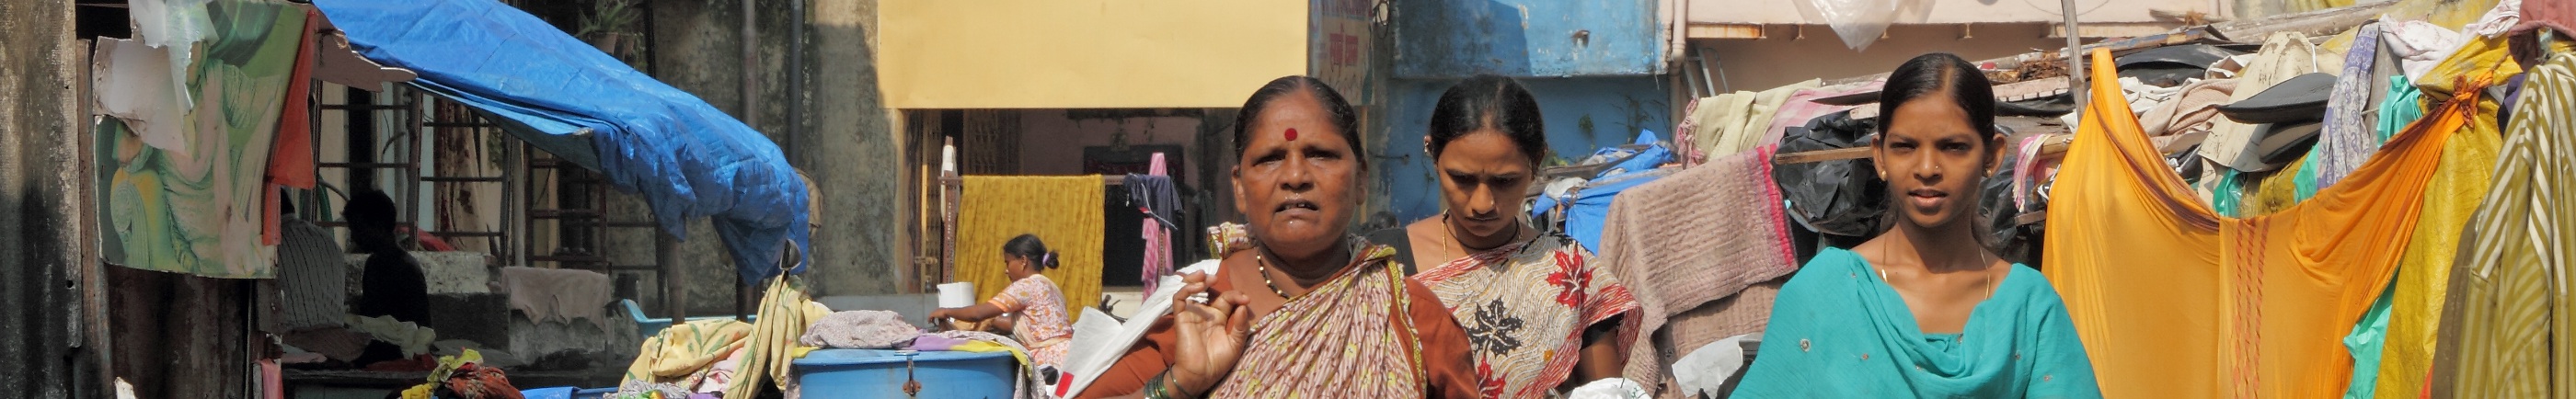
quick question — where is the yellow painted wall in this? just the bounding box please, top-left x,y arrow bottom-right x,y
880,1 -> 1310,109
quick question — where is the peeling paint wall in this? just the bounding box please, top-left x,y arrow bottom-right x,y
0,0 -> 105,396
617,0 -> 905,314
1394,0 -> 1664,78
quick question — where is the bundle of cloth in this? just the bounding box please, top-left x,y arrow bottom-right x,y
614,277 -> 828,399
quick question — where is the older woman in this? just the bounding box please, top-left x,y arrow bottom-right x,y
1078,76 -> 1479,399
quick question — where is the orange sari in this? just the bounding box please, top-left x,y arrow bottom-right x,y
2042,48 -> 2489,398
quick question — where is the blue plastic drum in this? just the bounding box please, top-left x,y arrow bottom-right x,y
791,348 -> 1017,398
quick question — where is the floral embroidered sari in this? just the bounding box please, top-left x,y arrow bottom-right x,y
1415,236 -> 1639,398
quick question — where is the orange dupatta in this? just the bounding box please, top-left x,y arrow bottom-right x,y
2043,49 -> 2488,398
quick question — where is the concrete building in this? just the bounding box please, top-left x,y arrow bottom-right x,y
1673,0 -> 2235,93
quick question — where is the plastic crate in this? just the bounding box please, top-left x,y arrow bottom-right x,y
624,299 -> 753,337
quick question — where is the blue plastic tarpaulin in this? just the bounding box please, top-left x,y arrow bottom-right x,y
1531,131 -> 1673,253
314,0 -> 809,282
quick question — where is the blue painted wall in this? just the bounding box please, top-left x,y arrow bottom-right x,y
1374,76 -> 1670,222
1393,0 -> 1663,79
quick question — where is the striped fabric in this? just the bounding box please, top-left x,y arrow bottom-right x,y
2431,51 -> 2576,399
1208,244 -> 1425,399
277,217 -> 348,330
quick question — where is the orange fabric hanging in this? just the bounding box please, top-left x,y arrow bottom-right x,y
2044,48 -> 2486,399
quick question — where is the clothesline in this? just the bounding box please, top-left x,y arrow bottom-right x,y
938,175 -> 1129,186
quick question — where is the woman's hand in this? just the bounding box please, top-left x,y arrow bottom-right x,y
1167,271 -> 1252,396
926,308 -> 951,330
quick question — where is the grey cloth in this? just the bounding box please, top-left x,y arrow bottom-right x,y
1123,175 -> 1181,231
797,310 -> 920,349
277,217 -> 349,330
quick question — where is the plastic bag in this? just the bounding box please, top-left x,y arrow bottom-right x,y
1806,0 -> 1904,51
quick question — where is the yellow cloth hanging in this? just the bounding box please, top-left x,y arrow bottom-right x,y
2427,51 -> 2576,399
724,275 -> 829,398
2245,156 -> 2307,217
958,176 -> 1106,320
2044,48 -> 2486,399
2369,39 -> 2517,399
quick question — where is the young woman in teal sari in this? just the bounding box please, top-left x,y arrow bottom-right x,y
1732,53 -> 2101,398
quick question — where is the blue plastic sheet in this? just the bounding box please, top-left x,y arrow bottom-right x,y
1531,131 -> 1674,253
314,0 -> 809,282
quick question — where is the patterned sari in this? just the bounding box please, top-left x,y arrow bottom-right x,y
1202,223 -> 1432,398
1415,236 -> 1639,398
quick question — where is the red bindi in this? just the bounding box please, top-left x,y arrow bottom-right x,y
1284,128 -> 1299,142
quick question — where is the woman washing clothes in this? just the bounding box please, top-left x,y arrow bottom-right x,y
930,234 -> 1074,371
1397,74 -> 1639,398
1731,53 -> 2100,397
1077,75 -> 1478,399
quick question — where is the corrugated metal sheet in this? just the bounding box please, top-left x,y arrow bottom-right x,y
1395,0 -> 1666,78
0,0 -> 106,396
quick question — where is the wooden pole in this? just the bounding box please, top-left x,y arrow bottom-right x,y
659,231 -> 684,320
2061,0 -> 2087,108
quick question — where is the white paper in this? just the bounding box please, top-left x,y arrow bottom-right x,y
1063,259 -> 1220,397
1674,333 -> 1760,398
1567,378 -> 1650,399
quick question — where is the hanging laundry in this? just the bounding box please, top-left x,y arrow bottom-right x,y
2043,48 -> 2485,398
2386,21 -> 2468,83
2425,51 -> 2573,399
1593,145 -> 1797,395
619,319 -> 753,393
2201,32 -> 2336,173
497,267 -> 617,331
1128,153 -> 1179,291
1758,81 -> 1880,148
91,39 -> 190,153
959,176 -> 1105,321
2465,0 -> 2524,38
97,1 -> 308,279
2307,23 -> 2389,190
2362,40 -> 2518,399
277,209 -> 346,330
2517,0 -> 2571,35
2136,77 -> 2240,154
123,0 -> 213,115
1679,79 -> 1821,163
267,8 -> 317,189
723,275 -> 828,399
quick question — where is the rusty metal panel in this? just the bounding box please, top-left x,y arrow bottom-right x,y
1394,0 -> 1665,78
0,0 -> 100,396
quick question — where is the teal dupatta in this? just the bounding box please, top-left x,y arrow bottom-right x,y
1733,248 -> 2101,398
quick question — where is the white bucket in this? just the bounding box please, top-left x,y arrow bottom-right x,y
937,282 -> 976,308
